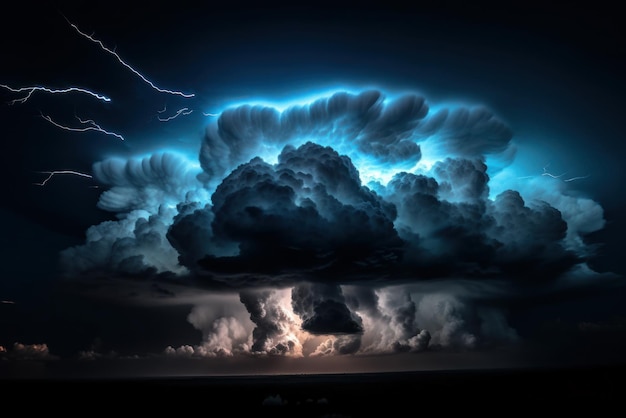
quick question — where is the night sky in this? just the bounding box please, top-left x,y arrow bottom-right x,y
1,2 -> 625,378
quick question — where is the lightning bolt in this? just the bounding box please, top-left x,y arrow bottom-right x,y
518,163 -> 590,184
63,16 -> 194,98
40,112 -> 125,141
1,84 -> 111,105
157,107 -> 193,122
33,170 -> 94,187
540,163 -> 589,183
541,164 -> 566,179
564,175 -> 590,182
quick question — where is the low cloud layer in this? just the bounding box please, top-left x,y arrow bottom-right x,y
0,343 -> 58,361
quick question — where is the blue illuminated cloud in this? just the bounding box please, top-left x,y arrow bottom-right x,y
199,89 -> 513,187
61,88 -> 606,286
93,152 -> 204,213
59,88 -> 616,350
60,152 -> 206,277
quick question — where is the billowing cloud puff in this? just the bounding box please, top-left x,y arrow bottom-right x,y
60,205 -> 187,277
291,283 -> 363,335
432,158 -> 489,203
191,142 -> 402,285
94,152 -> 204,213
424,106 -> 513,157
344,285 -> 430,353
240,289 -> 305,355
486,189 -> 579,280
61,152 -> 206,277
60,89 -> 617,358
489,170 -> 606,255
310,334 -> 363,356
163,293 -> 253,357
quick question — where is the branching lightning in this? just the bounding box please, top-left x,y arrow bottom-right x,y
157,107 -> 193,122
515,163 -> 591,183
63,16 -> 195,98
1,84 -> 111,105
40,112 -> 124,141
541,164 -> 566,179
517,163 -> 590,183
33,170 -> 94,187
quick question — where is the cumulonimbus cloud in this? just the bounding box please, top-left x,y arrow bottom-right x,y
59,88 -> 617,356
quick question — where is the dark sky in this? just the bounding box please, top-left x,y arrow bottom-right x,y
1,1 -> 625,378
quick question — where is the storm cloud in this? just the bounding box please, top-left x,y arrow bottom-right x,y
59,89 -> 615,357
